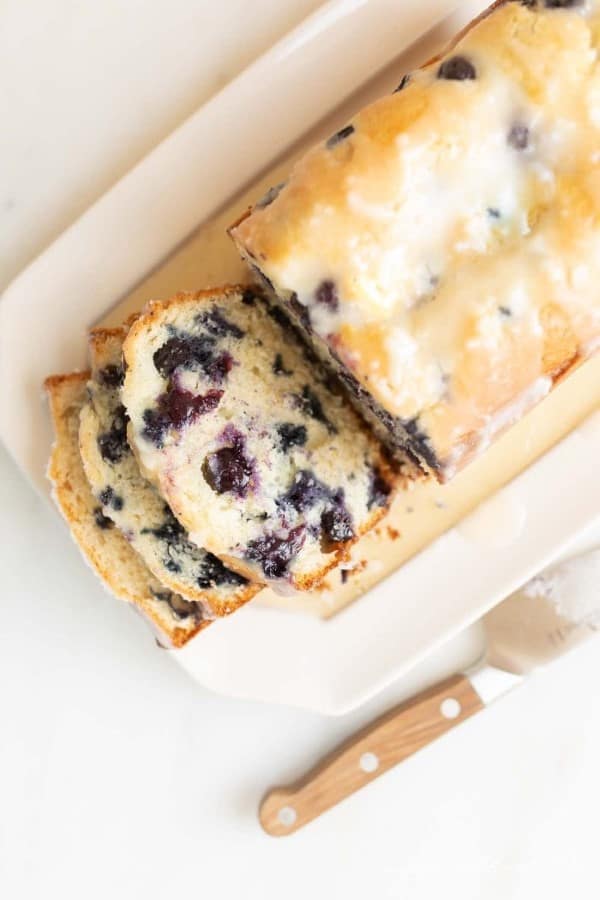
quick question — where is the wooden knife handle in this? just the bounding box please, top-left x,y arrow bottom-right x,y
259,673 -> 483,836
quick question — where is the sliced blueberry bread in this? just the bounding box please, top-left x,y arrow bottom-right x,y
79,327 -> 259,617
121,286 -> 406,592
45,372 -> 209,647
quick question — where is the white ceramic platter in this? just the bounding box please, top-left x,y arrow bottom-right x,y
2,0 -> 599,713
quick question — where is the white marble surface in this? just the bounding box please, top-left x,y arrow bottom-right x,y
2,3 -> 600,898
0,0 -> 325,291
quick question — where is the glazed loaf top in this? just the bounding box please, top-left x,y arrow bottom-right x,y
231,0 -> 600,478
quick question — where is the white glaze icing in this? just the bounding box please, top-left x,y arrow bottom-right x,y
233,0 -> 600,474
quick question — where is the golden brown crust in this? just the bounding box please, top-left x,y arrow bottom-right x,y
45,372 -> 210,648
81,325 -> 261,614
214,499 -> 389,592
124,285 -> 246,349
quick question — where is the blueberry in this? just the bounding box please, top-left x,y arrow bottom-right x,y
153,334 -> 216,378
151,589 -> 200,621
99,486 -> 123,511
142,515 -> 245,587
321,491 -> 354,546
295,385 -> 336,434
437,56 -> 477,81
367,466 -> 392,509
97,405 -> 129,464
289,293 -> 311,330
314,280 -> 339,312
94,507 -> 113,530
142,388 -> 223,446
280,469 -> 330,512
403,417 -> 439,472
301,339 -> 321,370
251,265 -> 274,293
338,368 -> 362,395
321,371 -> 340,395
141,408 -> 166,447
97,430 -> 127,464
143,516 -> 185,542
205,351 -> 234,384
255,181 -> 286,209
326,124 -> 355,148
393,74 -> 411,93
245,525 -> 306,579
168,593 -> 200,619
97,364 -> 124,388
507,123 -> 529,150
148,523 -> 193,569
153,331 -> 233,384
153,333 -> 234,385
197,551 -> 247,589
265,303 -> 291,330
197,308 -> 245,340
160,387 -> 223,428
276,423 -> 307,453
202,435 -> 255,497
272,353 -> 294,376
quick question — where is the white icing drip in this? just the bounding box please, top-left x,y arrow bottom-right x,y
478,376 -> 552,453
235,0 -> 600,472
346,190 -> 398,223
383,328 -> 445,415
584,333 -> 600,355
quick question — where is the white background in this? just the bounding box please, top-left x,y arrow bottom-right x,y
2,2 -> 600,898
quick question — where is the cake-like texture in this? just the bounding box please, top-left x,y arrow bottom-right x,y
79,327 -> 259,616
121,286 -> 405,591
45,372 -> 209,648
231,0 -> 600,480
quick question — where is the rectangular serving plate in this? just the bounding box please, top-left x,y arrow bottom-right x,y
1,0 -> 599,713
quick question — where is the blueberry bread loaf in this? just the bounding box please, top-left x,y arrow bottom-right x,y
45,372 -> 209,648
121,287 -> 404,591
79,327 -> 259,616
231,0 -> 600,481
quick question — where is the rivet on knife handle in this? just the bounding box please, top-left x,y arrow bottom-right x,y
259,673 -> 484,836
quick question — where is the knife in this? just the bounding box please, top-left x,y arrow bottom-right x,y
259,548 -> 600,836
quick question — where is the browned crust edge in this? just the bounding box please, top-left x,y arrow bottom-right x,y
83,325 -> 262,613
44,372 -> 210,647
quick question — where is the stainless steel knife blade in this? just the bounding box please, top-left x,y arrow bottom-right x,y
470,548 -> 600,704
261,547 -> 600,835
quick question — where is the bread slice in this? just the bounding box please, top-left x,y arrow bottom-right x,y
45,372 -> 209,647
121,286 -> 407,592
79,326 -> 260,616
230,0 -> 600,481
